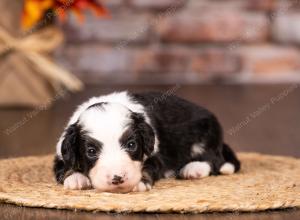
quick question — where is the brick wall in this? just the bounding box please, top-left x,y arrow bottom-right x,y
56,0 -> 300,84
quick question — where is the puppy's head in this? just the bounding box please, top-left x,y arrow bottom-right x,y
60,102 -> 155,193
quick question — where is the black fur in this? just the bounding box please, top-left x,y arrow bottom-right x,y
119,113 -> 154,161
130,112 -> 155,157
131,92 -> 240,184
53,123 -> 102,183
54,91 -> 240,189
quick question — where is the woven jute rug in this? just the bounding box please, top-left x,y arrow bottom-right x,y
0,153 -> 299,213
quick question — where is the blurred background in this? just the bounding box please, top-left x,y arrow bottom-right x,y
0,0 -> 300,159
57,0 -> 300,85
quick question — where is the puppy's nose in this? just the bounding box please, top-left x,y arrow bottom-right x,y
111,175 -> 124,185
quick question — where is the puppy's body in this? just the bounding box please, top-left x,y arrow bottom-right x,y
54,91 -> 240,192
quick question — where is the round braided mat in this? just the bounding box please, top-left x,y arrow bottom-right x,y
0,153 -> 299,213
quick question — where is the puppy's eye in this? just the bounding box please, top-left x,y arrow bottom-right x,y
88,148 -> 96,154
126,140 -> 137,150
86,147 -> 98,158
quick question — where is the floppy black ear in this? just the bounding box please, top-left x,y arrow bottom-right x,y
61,123 -> 82,170
140,122 -> 155,156
132,113 -> 155,156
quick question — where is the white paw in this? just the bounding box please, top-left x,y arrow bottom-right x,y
132,181 -> 152,192
220,162 -> 235,175
180,161 -> 211,179
63,172 -> 91,190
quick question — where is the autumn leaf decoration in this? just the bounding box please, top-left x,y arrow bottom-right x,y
22,0 -> 108,30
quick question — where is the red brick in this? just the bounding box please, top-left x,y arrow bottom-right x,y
132,47 -> 241,78
63,13 -> 151,43
55,0 -> 300,84
57,45 -> 243,83
247,0 -> 278,11
57,45 -> 136,74
132,47 -> 191,74
191,48 -> 242,77
272,13 -> 300,44
187,0 -> 248,11
156,11 -> 269,43
100,0 -> 124,8
128,0 -> 187,10
239,45 -> 300,78
59,46 -> 190,76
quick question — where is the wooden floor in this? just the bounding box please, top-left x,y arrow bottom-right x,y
0,84 -> 299,220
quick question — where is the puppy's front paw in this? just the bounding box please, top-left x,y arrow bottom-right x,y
132,181 -> 152,192
63,172 -> 91,190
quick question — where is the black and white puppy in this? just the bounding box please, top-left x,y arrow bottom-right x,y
54,91 -> 240,193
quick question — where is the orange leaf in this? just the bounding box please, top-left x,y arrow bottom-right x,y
21,0 -> 109,29
22,0 -> 54,30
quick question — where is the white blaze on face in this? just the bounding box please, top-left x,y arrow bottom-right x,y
79,103 -> 142,192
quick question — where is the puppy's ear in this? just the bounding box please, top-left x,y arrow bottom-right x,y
61,123 -> 82,170
132,113 -> 155,156
140,122 -> 155,156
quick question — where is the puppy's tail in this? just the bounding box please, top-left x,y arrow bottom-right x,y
219,143 -> 241,175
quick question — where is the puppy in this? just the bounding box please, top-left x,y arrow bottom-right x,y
53,91 -> 240,193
